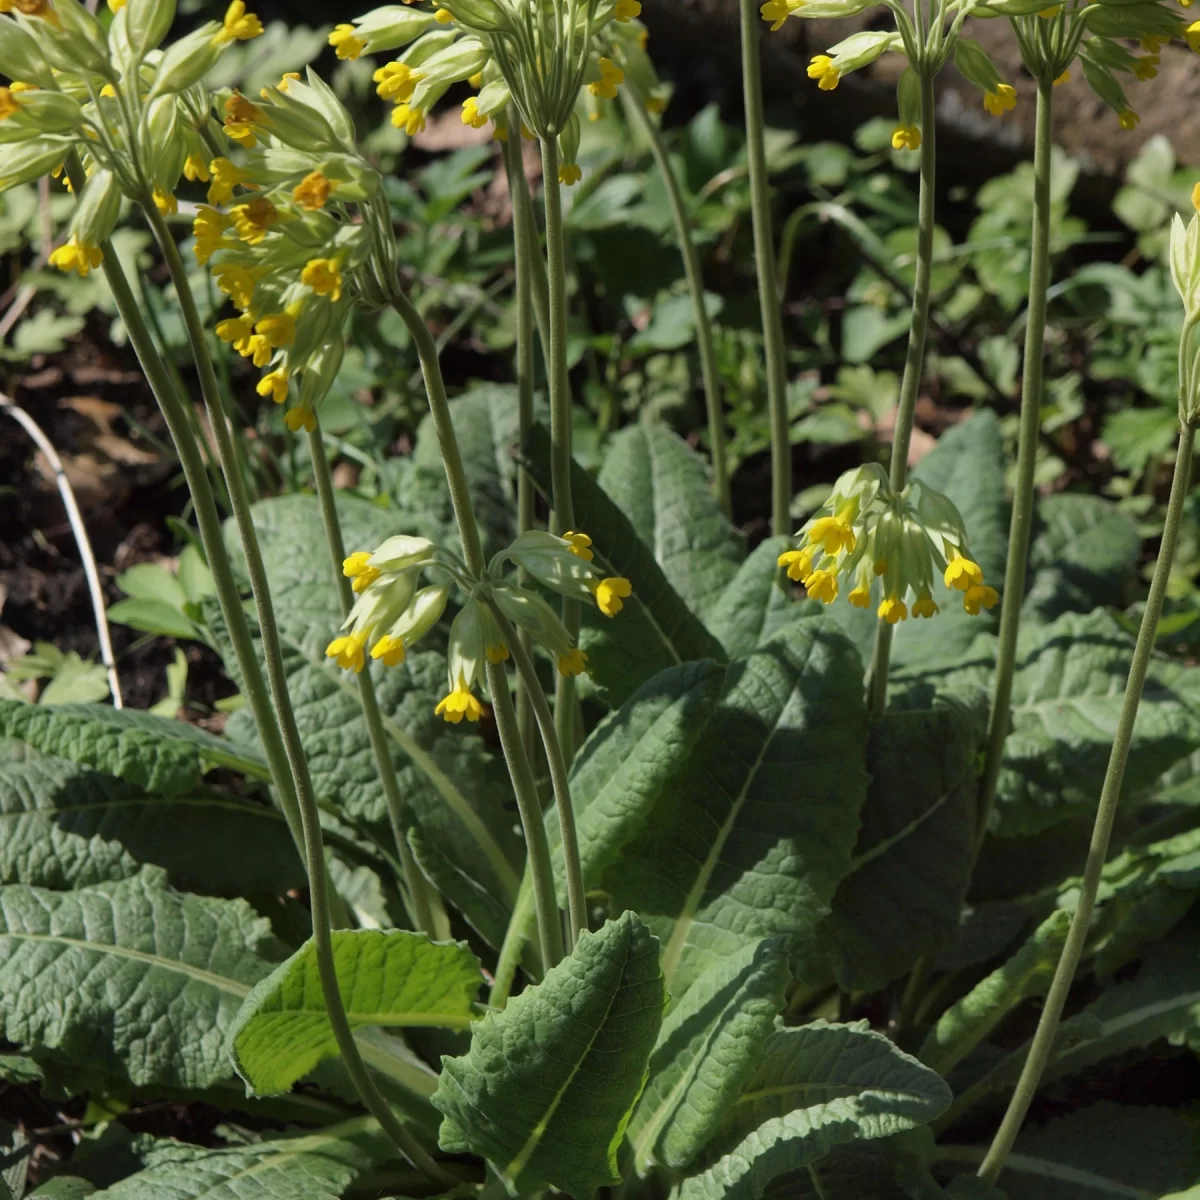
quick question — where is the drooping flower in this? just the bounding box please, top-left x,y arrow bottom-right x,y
292,171 -> 334,211
301,258 -> 343,302
983,84 -> 1017,116
49,235 -> 103,277
213,0 -> 264,47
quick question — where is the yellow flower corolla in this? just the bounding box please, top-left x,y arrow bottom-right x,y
285,406 -> 317,433
184,154 -> 211,183
593,576 -> 633,616
589,57 -> 624,100
461,97 -> 488,128
435,677 -> 485,723
943,552 -> 984,591
848,583 -> 871,608
293,171 -> 334,211
1134,56 -> 1159,81
193,206 -> 231,265
255,310 -> 296,348
391,104 -> 427,135
153,188 -> 178,215
435,8 -> 453,22
49,236 -> 103,278
1053,69 -> 1071,86
485,642 -> 510,664
563,531 -> 594,561
615,0 -> 642,18
256,368 -> 290,405
1193,182 -> 1200,211
231,196 -> 278,244
326,629 -> 368,672
216,314 -> 255,348
778,548 -> 814,582
983,84 -> 1017,116
0,88 -> 22,123
301,257 -> 343,302
213,263 -> 261,310
343,552 -> 382,595
807,56 -> 840,91
213,0 -> 264,46
806,570 -> 838,604
878,595 -> 907,624
760,0 -> 797,30
371,634 -> 406,667
912,592 -> 939,619
108,0 -> 127,9
223,92 -> 263,149
892,124 -> 921,151
558,647 -> 588,677
1187,21 -> 1200,51
375,62 -> 424,104
1118,109 -> 1140,130
559,163 -> 583,186
207,158 -> 249,207
809,505 -> 857,555
329,23 -> 366,59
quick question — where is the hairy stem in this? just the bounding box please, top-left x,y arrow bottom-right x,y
306,427 -> 443,939
977,418 -> 1196,1185
976,76 -> 1054,846
866,73 -> 937,717
740,0 -> 791,536
623,90 -> 731,518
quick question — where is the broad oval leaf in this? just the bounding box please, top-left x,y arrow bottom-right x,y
678,1022 -> 952,1200
705,537 -> 808,661
231,929 -> 483,1096
433,911 -> 665,1197
0,870 -> 281,1089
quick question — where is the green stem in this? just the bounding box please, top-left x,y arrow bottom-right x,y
306,426 -> 443,939
866,73 -> 937,718
490,875 -> 536,1008
976,76 -> 1054,845
740,0 -> 791,536
623,90 -> 731,519
539,136 -> 581,766
143,201 -> 443,1179
976,418 -> 1197,1187
487,603 -> 588,947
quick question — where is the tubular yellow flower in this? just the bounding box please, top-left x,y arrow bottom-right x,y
589,57 -> 625,100
1193,182 -> 1200,211
1053,69 -> 1071,86
108,0 -> 127,9
912,592 -> 939,619
778,548 -> 814,582
343,552 -> 382,594
2,0 -> 54,15
1134,55 -> 1159,81
485,642 -> 510,664
594,576 -> 633,616
879,595 -> 908,624
99,84 -> 118,99
559,163 -> 583,186
285,406 -> 317,433
963,584 -> 999,615
563,531 -> 594,561
809,509 -> 856,555
807,55 -> 840,91
0,88 -> 23,122
207,158 -> 249,207
153,188 -> 178,216
848,584 -> 871,609
371,634 -> 406,667
461,97 -> 488,128
213,263 -> 260,309
193,206 -> 231,265
944,552 -> 983,591
806,570 -> 838,604
391,104 -> 427,135
301,257 -> 343,302
216,314 -> 255,347
760,0 -> 794,31
1141,34 -> 1169,51
891,124 -> 921,151
256,368 -> 289,405
329,23 -> 366,59
231,196 -> 278,244
213,0 -> 264,46
983,84 -> 1017,116
615,0 -> 641,18
1118,109 -> 1140,130
223,92 -> 263,148
434,8 -> 453,22
255,310 -> 296,348
245,334 -> 272,367
49,236 -> 103,278
1187,21 -> 1200,51
435,677 -> 485,723
293,170 -> 334,211
558,647 -> 588,677
184,154 -> 211,183
326,629 -> 368,672
375,62 -> 423,104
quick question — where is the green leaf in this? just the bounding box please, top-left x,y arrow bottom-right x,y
1024,495 -> 1140,623
810,696 -> 984,993
0,869 -> 281,1089
88,1118 -> 391,1200
0,742 -> 302,897
760,1139 -> 916,1200
677,1022 -> 952,1200
892,412 -> 1007,670
0,700 -> 269,796
597,423 -> 742,620
114,564 -> 189,610
231,929 -> 482,1096
628,937 -> 791,1173
706,537 -> 809,660
604,620 -> 869,999
3,310 -> 85,361
433,911 -> 665,1197
29,1181 -> 96,1199
919,909 -> 1071,1076
105,600 -> 198,642
0,1118 -> 29,1200
521,423 -> 727,707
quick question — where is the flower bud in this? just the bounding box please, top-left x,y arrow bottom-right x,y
954,38 -> 1005,93
149,23 -> 223,97
298,338 -> 345,409
352,5 -> 441,51
32,0 -> 113,76
72,168 -> 123,248
495,530 -> 599,601
0,138 -> 72,191
491,585 -> 575,659
387,584 -> 450,649
825,29 -> 896,75
1170,213 -> 1200,317
0,17 -> 57,88
257,86 -> 344,154
127,0 -> 178,61
0,90 -> 86,141
369,535 -> 437,572
438,0 -> 511,33
447,598 -> 488,692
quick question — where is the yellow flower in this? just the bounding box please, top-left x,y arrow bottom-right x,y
99,83 -> 118,98
223,91 -> 263,148
461,97 -> 488,128
213,0 -> 264,46
231,196 -> 278,244
1193,182 -> 1200,212
559,162 -> 583,186
49,235 -> 103,278
0,88 -> 23,122
242,334 -> 272,366
435,678 -> 485,724
301,257 -> 343,302
285,406 -> 317,433
807,55 -> 840,91
2,0 -> 55,15
326,629 -> 368,672
434,8 -> 453,21
375,61 -> 423,103
1134,55 -> 1159,81
486,642 -> 510,664
805,570 -> 838,604
108,0 -> 126,9
255,310 -> 296,348
589,57 -> 624,100
809,510 -> 856,555
153,187 -> 178,215
8,81 -> 36,93
193,206 -> 231,265
594,575 -> 633,616
371,634 -> 406,667
256,368 -> 290,405
778,548 -> 814,582
329,22 -> 366,59
848,584 -> 871,609
391,104 -> 427,135
943,552 -> 983,592
1053,69 -> 1070,86
343,552 -> 382,594
207,157 -> 249,206
760,0 -> 793,30
558,647 -> 588,677
1118,109 -> 1140,131
983,84 -> 1017,116
878,595 -> 907,624
1188,21 -> 1200,51
963,583 -> 999,615
563,531 -> 594,561
891,124 -> 921,151
184,153 -> 211,183
213,263 -> 260,310
1141,34 -> 1168,51
615,0 -> 641,19
293,170 -> 334,211
216,314 -> 255,349
912,592 -> 939,619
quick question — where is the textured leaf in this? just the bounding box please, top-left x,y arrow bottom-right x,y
629,937 -> 791,1172
604,620 -> 869,999
0,742 -> 302,897
1024,495 -> 1140,623
433,912 -> 665,1196
231,929 -> 482,1096
0,870 -> 281,1089
759,1140 -> 914,1200
678,1022 -> 952,1200
522,423 -> 727,706
90,1119 -> 391,1200
892,412 -> 1007,670
29,1180 -> 96,1199
0,700 -> 268,796
706,537 -> 809,660
812,696 -> 983,992
598,423 -> 742,620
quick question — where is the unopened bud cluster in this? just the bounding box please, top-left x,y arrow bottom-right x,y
779,464 -> 998,625
327,529 -> 633,724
